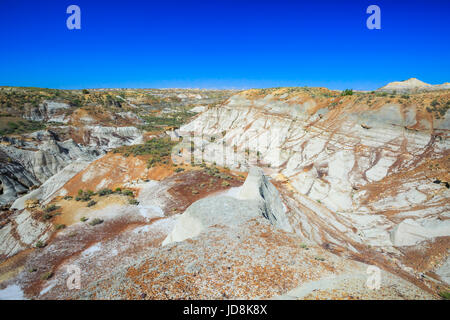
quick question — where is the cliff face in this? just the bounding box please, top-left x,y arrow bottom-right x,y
163,166 -> 291,246
177,87 -> 449,285
0,131 -> 99,206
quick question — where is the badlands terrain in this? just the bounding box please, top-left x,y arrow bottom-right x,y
0,79 -> 448,300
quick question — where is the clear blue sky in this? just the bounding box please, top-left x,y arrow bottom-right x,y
0,0 -> 449,90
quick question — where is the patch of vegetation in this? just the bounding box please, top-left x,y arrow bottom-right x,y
0,118 -> 46,136
341,89 -> 353,96
203,165 -> 233,181
44,204 -> 59,213
426,99 -> 449,119
314,256 -> 325,261
54,224 -> 66,230
63,195 -> 73,200
121,189 -> 134,197
80,217 -> 88,222
328,102 -> 338,109
138,111 -> 195,132
439,291 -> 450,300
112,137 -> 177,168
43,213 -> 53,220
87,200 -> 97,207
89,218 -> 104,226
128,199 -> 139,205
41,271 -> 53,280
175,167 -> 185,173
98,188 -> 113,196
75,190 -> 93,202
35,240 -> 45,248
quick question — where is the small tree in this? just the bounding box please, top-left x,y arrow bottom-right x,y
341,89 -> 353,96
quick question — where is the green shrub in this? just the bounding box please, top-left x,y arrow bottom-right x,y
121,189 -> 134,197
41,271 -> 53,280
341,89 -> 353,96
89,218 -> 104,226
98,188 -> 113,196
128,199 -> 140,205
87,200 -> 97,207
314,256 -> 325,261
75,190 -> 92,201
55,224 -> 66,230
63,195 -> 73,200
0,119 -> 45,136
175,167 -> 185,173
80,217 -> 88,222
43,213 -> 53,220
35,240 -> 45,248
45,204 -> 59,213
439,291 -> 450,300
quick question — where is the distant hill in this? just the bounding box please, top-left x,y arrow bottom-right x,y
378,78 -> 450,93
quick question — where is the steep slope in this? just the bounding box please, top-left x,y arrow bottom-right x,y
176,87 -> 450,292
72,167 -> 435,300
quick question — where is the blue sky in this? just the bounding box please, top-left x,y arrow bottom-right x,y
0,0 -> 449,90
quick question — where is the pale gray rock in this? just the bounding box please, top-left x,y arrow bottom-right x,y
81,126 -> 143,149
163,167 -> 291,245
11,160 -> 92,210
435,256 -> 450,285
0,210 -> 52,258
0,131 -> 99,206
238,167 -> 292,232
24,101 -> 70,123
390,218 -> 450,247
